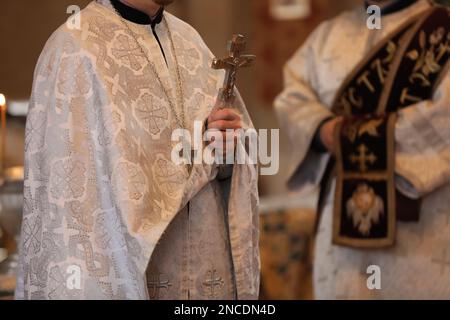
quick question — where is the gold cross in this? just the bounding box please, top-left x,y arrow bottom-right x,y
350,144 -> 377,172
212,34 -> 256,106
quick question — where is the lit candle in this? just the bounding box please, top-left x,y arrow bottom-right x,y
0,94 -> 6,177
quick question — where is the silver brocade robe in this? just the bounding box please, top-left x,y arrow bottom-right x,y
15,0 -> 260,300
275,0 -> 450,299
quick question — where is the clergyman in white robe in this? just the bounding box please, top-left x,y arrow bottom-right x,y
15,0 -> 259,300
275,0 -> 450,299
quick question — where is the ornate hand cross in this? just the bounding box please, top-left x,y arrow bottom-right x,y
212,34 -> 256,106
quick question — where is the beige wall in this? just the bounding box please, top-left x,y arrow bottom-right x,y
0,1 -> 91,99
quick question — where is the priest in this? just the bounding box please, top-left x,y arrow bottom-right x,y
16,0 -> 259,300
275,0 -> 450,299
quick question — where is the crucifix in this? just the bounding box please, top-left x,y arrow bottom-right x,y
212,34 -> 256,107
350,144 -> 377,172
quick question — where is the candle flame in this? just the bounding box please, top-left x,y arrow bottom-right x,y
0,94 -> 5,107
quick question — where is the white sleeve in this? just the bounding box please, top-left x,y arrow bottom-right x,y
274,24 -> 334,194
395,68 -> 450,198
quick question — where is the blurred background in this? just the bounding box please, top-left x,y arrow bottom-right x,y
1,0 -> 446,300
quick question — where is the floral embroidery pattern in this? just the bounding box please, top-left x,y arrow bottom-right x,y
57,58 -> 91,96
112,34 -> 146,71
22,216 -> 42,255
50,159 -> 86,199
25,111 -> 46,152
135,93 -> 169,136
154,155 -> 186,198
115,162 -> 146,201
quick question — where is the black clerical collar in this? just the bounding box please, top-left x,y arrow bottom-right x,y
365,0 -> 418,15
110,0 -> 164,26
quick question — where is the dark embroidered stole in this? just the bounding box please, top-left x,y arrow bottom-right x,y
328,6 -> 450,248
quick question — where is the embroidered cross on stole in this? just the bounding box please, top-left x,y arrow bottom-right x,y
330,5 -> 450,248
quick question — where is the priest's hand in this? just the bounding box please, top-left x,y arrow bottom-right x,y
207,108 -> 243,159
319,117 -> 344,154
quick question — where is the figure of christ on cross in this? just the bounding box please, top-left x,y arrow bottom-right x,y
207,34 -> 256,157
212,34 -> 256,106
